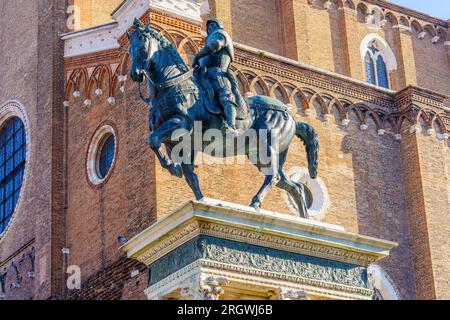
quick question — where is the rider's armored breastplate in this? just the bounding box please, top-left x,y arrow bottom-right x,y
202,29 -> 234,72
203,52 -> 232,72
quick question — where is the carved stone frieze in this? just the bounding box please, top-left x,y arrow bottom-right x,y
148,236 -> 368,289
137,220 -> 381,267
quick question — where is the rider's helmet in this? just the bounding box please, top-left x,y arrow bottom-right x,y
206,18 -> 224,30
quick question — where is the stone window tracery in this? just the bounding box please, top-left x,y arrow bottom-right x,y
361,37 -> 395,89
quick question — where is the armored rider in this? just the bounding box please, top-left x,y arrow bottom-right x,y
192,18 -> 240,135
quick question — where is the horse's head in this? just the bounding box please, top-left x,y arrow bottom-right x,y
127,18 -> 156,83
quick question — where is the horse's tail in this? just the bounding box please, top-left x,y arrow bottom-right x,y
295,122 -> 319,179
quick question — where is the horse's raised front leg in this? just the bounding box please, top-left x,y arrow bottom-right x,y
147,116 -> 190,178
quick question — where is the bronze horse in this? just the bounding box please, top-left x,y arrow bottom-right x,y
128,20 -> 319,218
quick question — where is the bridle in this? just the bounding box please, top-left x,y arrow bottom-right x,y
135,33 -> 197,105
137,34 -> 156,104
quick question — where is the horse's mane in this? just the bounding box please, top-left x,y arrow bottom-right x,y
147,28 -> 189,74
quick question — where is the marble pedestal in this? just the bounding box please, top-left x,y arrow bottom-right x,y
120,199 -> 397,300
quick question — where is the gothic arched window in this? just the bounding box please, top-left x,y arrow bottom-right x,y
365,52 -> 376,85
364,43 -> 391,89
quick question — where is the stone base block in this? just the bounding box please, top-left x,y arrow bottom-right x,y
120,199 -> 397,300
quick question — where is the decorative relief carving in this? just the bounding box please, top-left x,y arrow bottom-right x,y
147,235 -> 369,292
151,0 -> 203,22
199,276 -> 229,300
136,222 -> 201,265
137,219 -> 381,268
200,238 -> 368,288
278,288 -> 311,300
198,221 -> 377,266
202,260 -> 373,299
145,259 -> 373,300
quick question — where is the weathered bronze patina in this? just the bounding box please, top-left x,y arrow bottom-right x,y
128,18 -> 319,218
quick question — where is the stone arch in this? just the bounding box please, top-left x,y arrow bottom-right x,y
231,67 -> 251,93
364,109 -> 383,130
356,2 -> 368,23
367,265 -> 401,300
87,64 -> 112,100
250,77 -> 270,96
415,109 -> 432,128
310,93 -> 328,116
290,88 -> 312,113
399,16 -> 410,27
68,68 -> 88,99
271,83 -> 290,104
65,77 -> 77,102
430,114 -> 447,135
366,5 -> 385,28
329,0 -> 343,9
329,98 -> 346,121
347,104 -> 367,125
118,52 -> 131,77
424,24 -> 437,38
384,12 -> 398,28
382,115 -> 398,133
398,113 -> 415,134
410,20 -> 423,35
435,28 -> 447,44
360,34 -> 398,71
343,0 -> 355,10
178,37 -> 199,66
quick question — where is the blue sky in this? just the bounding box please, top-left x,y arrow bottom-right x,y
389,0 -> 450,20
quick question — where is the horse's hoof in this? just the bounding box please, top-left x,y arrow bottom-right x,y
250,199 -> 261,211
169,163 -> 183,178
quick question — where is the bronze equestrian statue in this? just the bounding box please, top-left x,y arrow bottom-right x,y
128,18 -> 319,218
192,18 -> 245,136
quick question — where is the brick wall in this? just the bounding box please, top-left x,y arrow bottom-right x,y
1,0 -> 449,301
0,0 -> 67,300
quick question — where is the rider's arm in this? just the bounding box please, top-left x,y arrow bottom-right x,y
193,34 -> 226,66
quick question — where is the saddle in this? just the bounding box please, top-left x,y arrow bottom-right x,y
194,68 -> 249,120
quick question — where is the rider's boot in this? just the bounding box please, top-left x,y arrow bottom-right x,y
224,103 -> 239,136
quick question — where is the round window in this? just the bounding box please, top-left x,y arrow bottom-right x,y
0,117 -> 26,234
87,125 -> 117,186
96,134 -> 115,179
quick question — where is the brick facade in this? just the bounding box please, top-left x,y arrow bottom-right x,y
0,0 -> 449,300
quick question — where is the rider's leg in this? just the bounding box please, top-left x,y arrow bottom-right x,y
218,87 -> 239,134
224,102 -> 237,131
